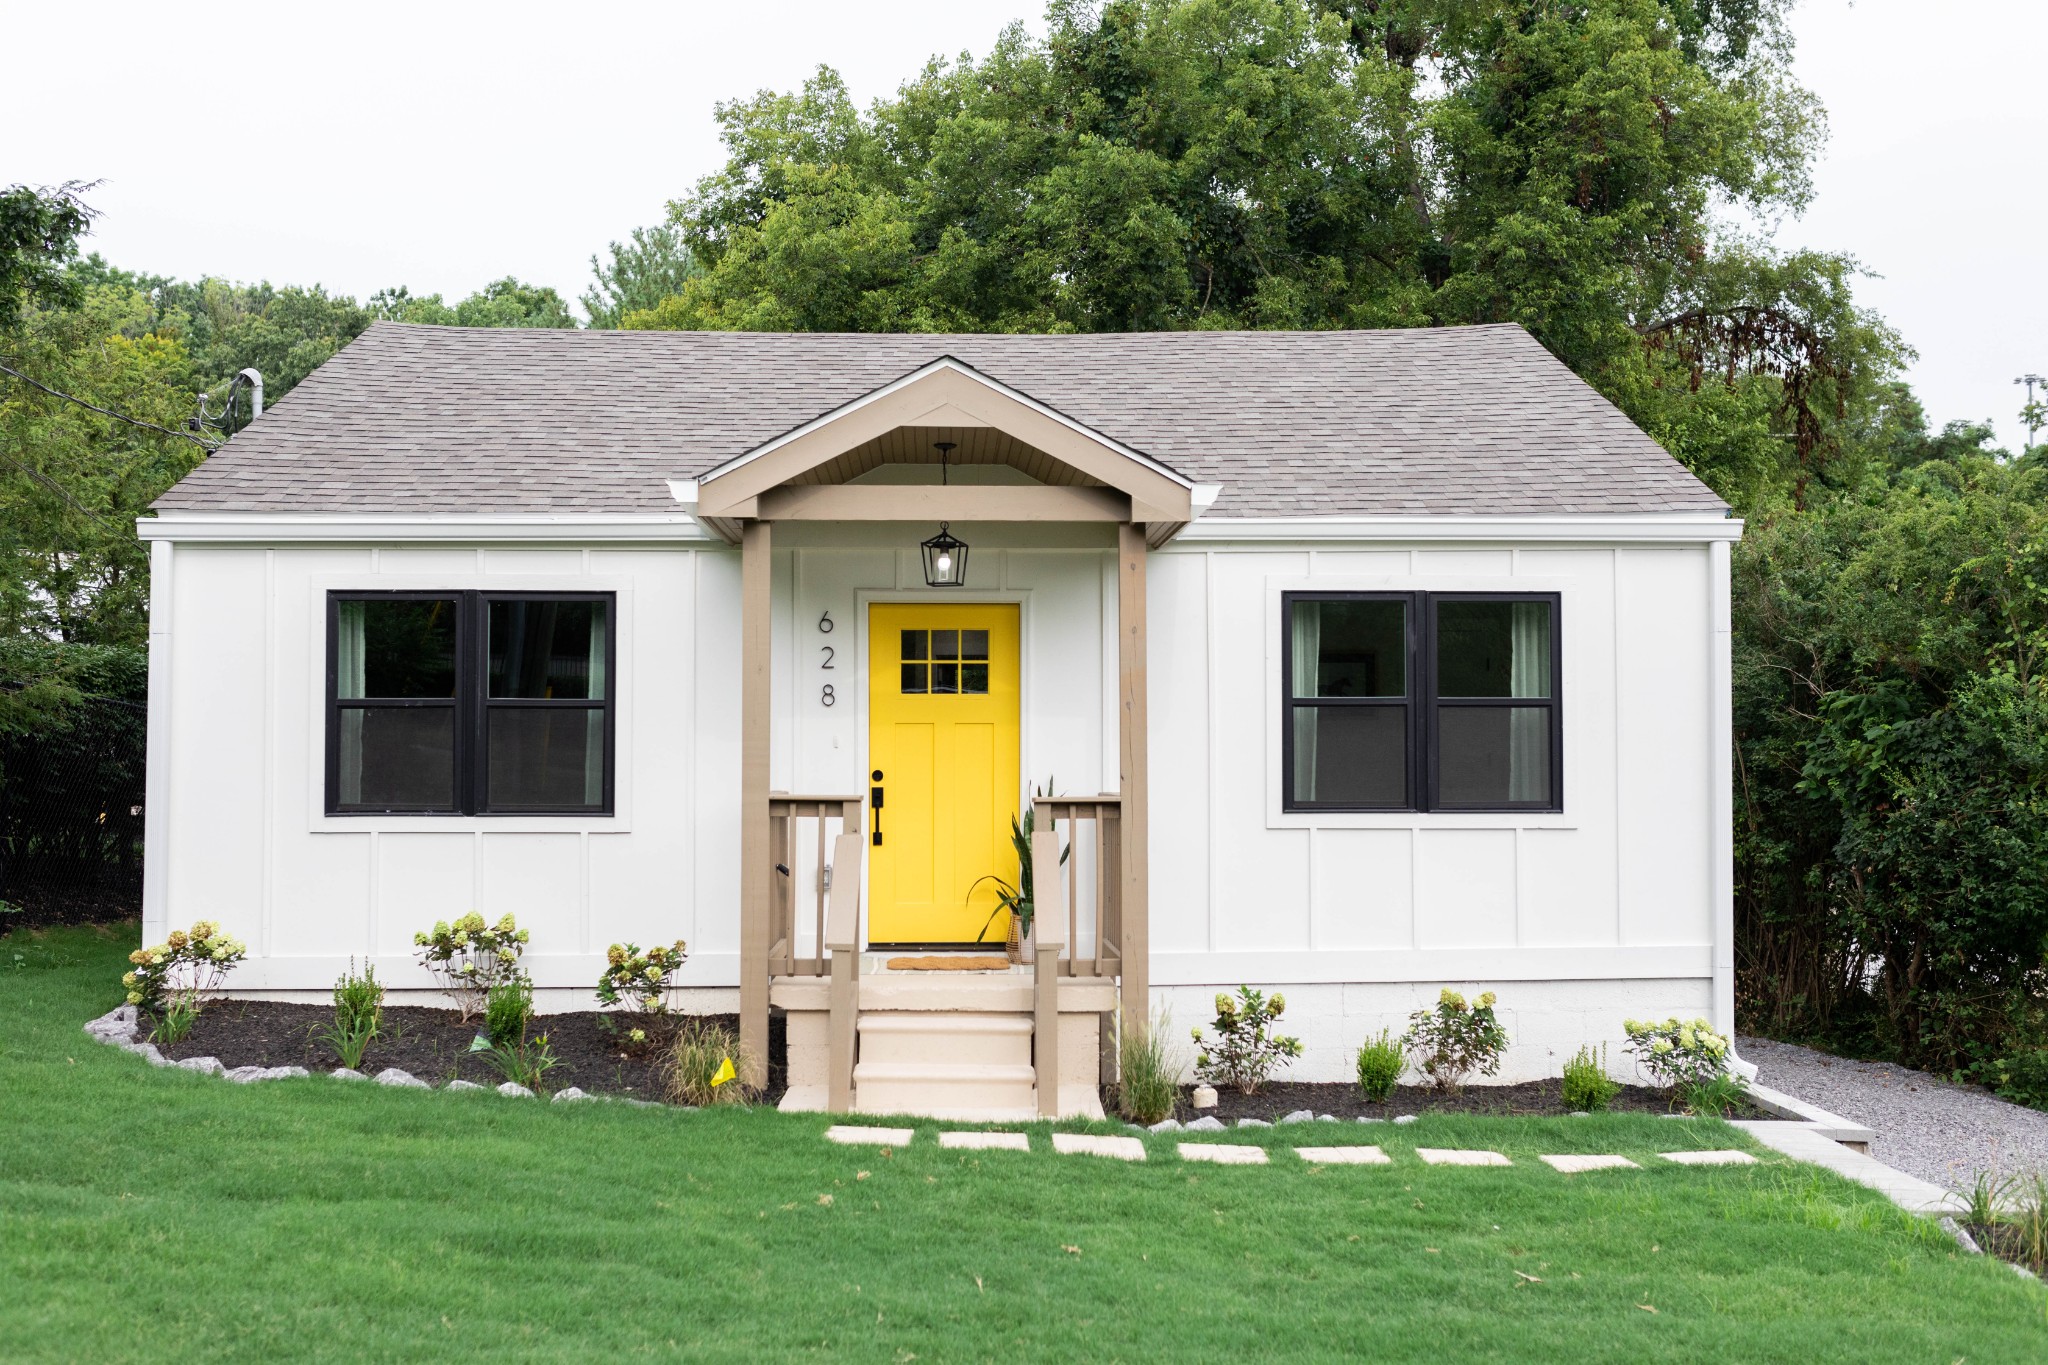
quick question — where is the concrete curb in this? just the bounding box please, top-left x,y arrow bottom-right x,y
1743,1082 -> 1877,1149
1731,1119 -> 1964,1215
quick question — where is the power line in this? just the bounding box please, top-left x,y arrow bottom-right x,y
0,360 -> 221,452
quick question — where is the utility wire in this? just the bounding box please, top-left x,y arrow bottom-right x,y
0,360 -> 221,451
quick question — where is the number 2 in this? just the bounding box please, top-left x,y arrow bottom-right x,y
820,645 -> 835,669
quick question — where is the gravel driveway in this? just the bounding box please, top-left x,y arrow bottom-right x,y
1741,1035 -> 2048,1192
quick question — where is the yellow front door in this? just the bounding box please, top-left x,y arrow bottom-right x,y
867,604 -> 1022,945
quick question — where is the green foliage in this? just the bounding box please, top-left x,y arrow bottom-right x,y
1623,1017 -> 1733,1090
123,919 -> 246,1018
0,182 -> 96,330
1677,1070 -> 1750,1117
477,1029 -> 559,1095
1353,1028 -> 1405,1102
1115,1008 -> 1181,1124
412,912 -> 529,1022
1403,989 -> 1510,1093
970,780 -> 1064,941
153,996 -> 197,1046
665,1020 -> 752,1106
596,940 -> 689,1014
1561,1044 -> 1621,1112
315,960 -> 383,1070
583,225 -> 700,328
1975,1050 -> 2048,1112
484,972 -> 534,1051
369,277 -> 577,329
1192,986 -> 1302,1095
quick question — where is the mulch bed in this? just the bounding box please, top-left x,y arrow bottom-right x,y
1177,1078 -> 1764,1121
152,1000 -> 787,1106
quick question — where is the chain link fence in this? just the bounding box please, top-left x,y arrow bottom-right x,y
0,693 -> 146,929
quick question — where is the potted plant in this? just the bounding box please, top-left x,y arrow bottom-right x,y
969,787 -> 1066,964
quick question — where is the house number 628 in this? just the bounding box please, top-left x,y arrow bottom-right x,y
818,611 -> 836,704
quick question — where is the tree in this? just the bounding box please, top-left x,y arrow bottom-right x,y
583,224 -> 700,328
0,182 -> 96,331
373,278 -> 578,329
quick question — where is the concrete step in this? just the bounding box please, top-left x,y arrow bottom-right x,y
857,1012 -> 1033,1067
853,1061 -> 1036,1115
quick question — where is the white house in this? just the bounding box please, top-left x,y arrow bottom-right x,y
138,322 -> 1740,1117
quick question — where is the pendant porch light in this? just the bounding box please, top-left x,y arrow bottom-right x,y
919,441 -> 970,587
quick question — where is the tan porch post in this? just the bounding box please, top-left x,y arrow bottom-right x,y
739,519 -> 772,1087
1116,522 -> 1149,1033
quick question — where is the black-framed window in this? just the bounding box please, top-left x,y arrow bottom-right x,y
327,591 -> 615,815
1282,592 -> 1561,813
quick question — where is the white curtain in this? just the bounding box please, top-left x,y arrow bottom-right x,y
583,606 -> 607,806
1507,602 -> 1549,803
1290,602 -> 1322,801
336,601 -> 368,803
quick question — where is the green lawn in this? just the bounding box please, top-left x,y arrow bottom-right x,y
4,925 -> 2042,1362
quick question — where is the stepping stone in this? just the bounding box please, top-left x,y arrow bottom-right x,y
1178,1143 -> 1268,1165
1659,1149 -> 1756,1166
375,1068 -> 429,1089
1416,1148 -> 1512,1167
1183,1116 -> 1226,1133
1540,1154 -> 1640,1173
825,1125 -> 914,1147
1294,1146 -> 1391,1165
940,1131 -> 1030,1152
1051,1133 -> 1146,1162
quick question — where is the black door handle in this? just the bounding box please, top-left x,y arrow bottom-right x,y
870,769 -> 884,846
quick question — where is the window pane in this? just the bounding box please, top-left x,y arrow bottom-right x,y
901,630 -> 927,661
1437,706 -> 1552,806
933,629 -> 959,659
961,630 -> 989,660
489,599 -> 607,699
337,706 -> 455,808
1292,705 -> 1406,806
488,708 -> 605,810
1291,599 -> 1405,699
960,663 -> 989,694
337,599 -> 457,699
1436,601 -> 1551,699
901,663 -> 927,693
932,663 -> 959,694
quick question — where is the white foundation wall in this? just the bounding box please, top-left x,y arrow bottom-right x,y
145,541 -> 745,1010
1144,541 -> 1723,1052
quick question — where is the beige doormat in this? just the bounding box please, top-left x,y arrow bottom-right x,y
883,955 -> 1012,971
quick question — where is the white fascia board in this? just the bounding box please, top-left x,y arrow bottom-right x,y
698,355 -> 1198,490
1172,513 -> 1744,545
136,512 -> 720,544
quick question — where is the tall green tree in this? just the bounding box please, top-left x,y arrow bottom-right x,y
583,225 -> 701,328
370,277 -> 577,329
0,182 -> 96,331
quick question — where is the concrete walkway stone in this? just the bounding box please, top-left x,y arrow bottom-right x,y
1179,1143 -> 1268,1165
1294,1146 -> 1391,1165
1658,1149 -> 1755,1166
825,1125 -> 914,1146
1540,1154 -> 1640,1173
940,1131 -> 1030,1151
1416,1148 -> 1512,1167
1052,1133 -> 1145,1161
1732,1120 -> 1966,1214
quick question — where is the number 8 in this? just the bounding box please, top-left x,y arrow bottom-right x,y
821,684 -> 835,707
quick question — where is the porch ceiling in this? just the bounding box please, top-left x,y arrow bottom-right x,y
784,424 -> 1106,489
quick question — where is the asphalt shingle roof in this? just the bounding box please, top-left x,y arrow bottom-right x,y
153,321 -> 1728,519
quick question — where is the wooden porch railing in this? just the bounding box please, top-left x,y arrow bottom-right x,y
1032,796 -> 1122,979
1031,828 -> 1065,1117
768,794 -> 863,977
824,830 -> 863,1113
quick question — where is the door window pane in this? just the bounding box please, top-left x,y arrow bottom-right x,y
901,630 -> 927,661
1436,602 -> 1551,698
932,629 -> 959,659
489,600 -> 607,699
1437,706 -> 1552,805
961,630 -> 989,660
488,708 -> 605,809
901,663 -> 928,693
932,663 -> 959,694
337,599 -> 457,699
1292,706 -> 1406,806
1292,599 -> 1406,698
338,707 -> 455,807
960,663 -> 989,694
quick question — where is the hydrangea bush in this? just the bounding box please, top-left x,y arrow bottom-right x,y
1622,1017 -> 1733,1090
413,912 -> 528,1021
596,940 -> 690,1014
1192,986 -> 1302,1095
1403,989 -> 1509,1093
123,920 -> 247,1017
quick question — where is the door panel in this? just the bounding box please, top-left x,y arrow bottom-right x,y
868,604 -> 1021,944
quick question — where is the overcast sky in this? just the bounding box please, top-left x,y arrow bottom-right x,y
12,0 -> 2045,444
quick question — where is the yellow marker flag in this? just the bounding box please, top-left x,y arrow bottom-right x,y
710,1056 -> 736,1088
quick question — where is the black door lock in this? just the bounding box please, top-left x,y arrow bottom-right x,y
870,769 -> 884,846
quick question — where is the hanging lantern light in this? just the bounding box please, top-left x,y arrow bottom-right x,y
919,441 -> 969,587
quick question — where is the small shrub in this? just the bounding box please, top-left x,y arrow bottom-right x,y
596,940 -> 689,1014
1676,1070 -> 1749,1117
1963,1172 -> 2048,1276
1976,1050 -> 2048,1111
1622,1017 -> 1734,1091
1354,1029 -> 1404,1102
1402,989 -> 1509,1093
484,973 -> 534,1051
1561,1043 -> 1621,1112
666,1020 -> 753,1106
124,920 -> 246,1025
1191,987 -> 1302,1095
154,997 -> 199,1045
1115,1008 -> 1181,1125
315,960 -> 383,1069
479,1031 -> 560,1094
413,912 -> 528,1021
